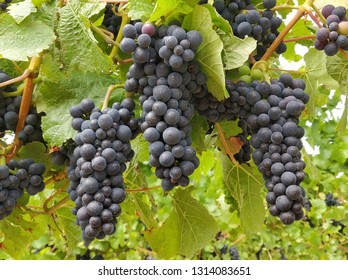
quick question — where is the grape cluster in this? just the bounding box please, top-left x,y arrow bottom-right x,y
102,4 -> 122,37
51,140 -> 77,166
314,5 -> 348,56
0,70 -> 44,143
248,74 -> 309,224
213,0 -> 286,59
0,159 -> 45,220
0,0 -> 11,11
120,22 -> 204,191
192,73 -> 309,224
229,246 -> 240,260
325,193 -> 341,207
68,98 -> 139,241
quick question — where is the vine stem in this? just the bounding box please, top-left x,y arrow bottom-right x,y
338,49 -> 348,60
110,12 -> 130,59
311,3 -> 328,26
6,56 -> 42,163
44,194 -> 71,215
1,83 -> 25,97
126,186 -> 161,193
90,23 -> 119,47
0,69 -> 31,89
260,0 -> 315,62
268,67 -> 306,74
102,84 -> 124,110
271,5 -> 299,11
216,123 -> 263,187
283,35 -> 316,43
307,10 -> 322,27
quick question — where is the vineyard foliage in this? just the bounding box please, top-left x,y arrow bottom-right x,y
0,0 -> 347,260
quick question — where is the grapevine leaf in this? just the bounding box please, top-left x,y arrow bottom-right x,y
221,154 -> 265,234
145,187 -> 218,259
130,193 -> 158,229
35,55 -> 117,146
336,99 -> 347,135
0,14 -> 55,61
219,32 -> 257,70
190,113 -> 209,153
326,55 -> 348,93
7,0 -> 37,24
18,142 -> 55,173
77,0 -> 106,20
183,5 -> 228,100
128,0 -> 155,21
203,4 -> 232,35
218,119 -> 243,138
149,0 -> 194,23
55,207 -> 82,254
58,2 -> 113,73
302,49 -> 339,116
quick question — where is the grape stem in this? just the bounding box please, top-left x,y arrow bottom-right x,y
90,23 -> 119,47
307,10 -> 322,28
1,83 -> 25,97
338,49 -> 348,60
110,11 -> 130,59
126,186 -> 161,193
0,69 -> 31,89
215,123 -> 263,187
283,35 -> 316,43
260,0 -> 315,62
102,84 -> 124,110
269,67 -> 306,74
271,5 -> 299,11
5,56 -> 42,163
44,193 -> 71,215
311,3 -> 328,26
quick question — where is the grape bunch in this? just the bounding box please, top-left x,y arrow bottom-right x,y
314,5 -> 348,56
68,98 -> 139,241
51,140 -> 77,166
119,22 -> 204,191
213,0 -> 286,60
0,159 -> 45,220
102,4 -> 122,37
0,70 -> 44,143
248,74 -> 309,224
0,0 -> 11,11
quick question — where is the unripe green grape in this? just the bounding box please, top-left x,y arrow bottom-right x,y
239,75 -> 251,84
250,68 -> 264,80
338,21 -> 348,36
238,64 -> 251,76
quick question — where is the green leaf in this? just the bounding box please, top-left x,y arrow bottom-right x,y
221,154 -> 265,234
145,187 -> 218,259
219,33 -> 257,70
326,55 -> 348,93
183,6 -> 228,101
18,141 -> 55,174
35,55 -> 117,146
203,4 -> 232,35
337,98 -> 347,135
302,48 -> 339,116
78,1 -> 106,20
218,119 -> 243,138
58,2 -> 113,73
128,0 -> 155,21
0,14 -> 55,61
130,193 -> 158,229
149,0 -> 193,22
190,113 -> 209,153
7,0 -> 37,24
